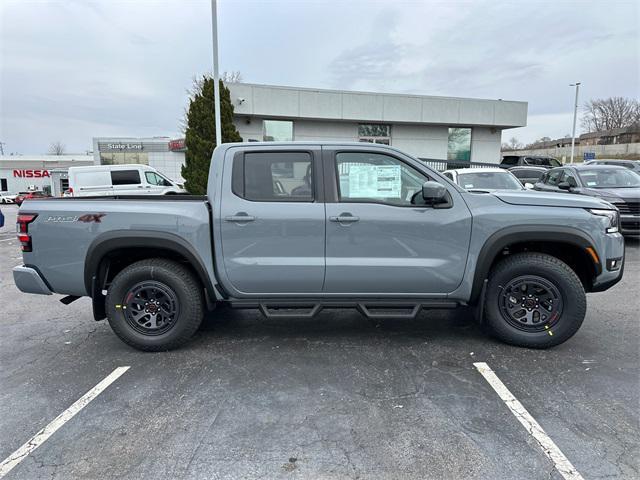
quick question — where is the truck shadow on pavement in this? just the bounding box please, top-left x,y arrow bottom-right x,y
197,306 -> 491,347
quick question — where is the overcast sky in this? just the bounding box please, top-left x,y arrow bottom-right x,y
1,0 -> 638,154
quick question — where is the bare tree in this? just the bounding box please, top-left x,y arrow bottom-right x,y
508,137 -> 522,150
180,71 -> 243,132
221,71 -> 242,83
581,97 -> 640,132
48,141 -> 66,155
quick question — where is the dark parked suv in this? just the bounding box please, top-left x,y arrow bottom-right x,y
534,164 -> 640,235
501,155 -> 561,168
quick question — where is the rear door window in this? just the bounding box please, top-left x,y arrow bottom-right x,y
111,170 -> 141,185
235,152 -> 314,202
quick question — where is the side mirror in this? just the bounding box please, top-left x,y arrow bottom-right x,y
422,181 -> 448,204
558,181 -> 571,191
524,182 -> 534,189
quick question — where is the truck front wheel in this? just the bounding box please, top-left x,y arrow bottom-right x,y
105,259 -> 204,351
484,252 -> 586,348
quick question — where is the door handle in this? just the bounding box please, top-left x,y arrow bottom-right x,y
225,213 -> 256,222
329,214 -> 360,223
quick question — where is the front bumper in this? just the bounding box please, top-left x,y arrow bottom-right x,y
13,265 -> 53,295
590,233 -> 625,292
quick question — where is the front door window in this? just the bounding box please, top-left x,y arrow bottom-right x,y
335,152 -> 429,206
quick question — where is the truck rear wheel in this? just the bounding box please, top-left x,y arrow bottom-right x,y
106,259 -> 204,351
484,252 -> 586,348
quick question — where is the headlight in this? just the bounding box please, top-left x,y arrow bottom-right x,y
589,209 -> 619,234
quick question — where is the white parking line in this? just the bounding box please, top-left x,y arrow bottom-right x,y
473,362 -> 584,480
0,366 -> 130,478
0,238 -> 15,242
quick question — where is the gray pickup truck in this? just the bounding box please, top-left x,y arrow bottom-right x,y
13,143 -> 625,351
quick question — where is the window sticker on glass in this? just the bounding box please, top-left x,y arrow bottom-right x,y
346,164 -> 401,198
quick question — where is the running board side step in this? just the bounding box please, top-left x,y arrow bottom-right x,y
259,304 -> 322,319
229,299 -> 458,320
357,303 -> 421,319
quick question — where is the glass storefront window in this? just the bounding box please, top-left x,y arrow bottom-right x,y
100,152 -> 149,165
263,120 -> 293,141
447,128 -> 472,161
358,124 -> 391,144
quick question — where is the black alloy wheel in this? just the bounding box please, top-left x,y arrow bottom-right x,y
123,281 -> 180,335
499,275 -> 562,332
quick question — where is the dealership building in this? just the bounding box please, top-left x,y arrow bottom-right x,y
227,83 -> 528,162
1,84 -> 527,196
91,137 -> 187,182
0,155 -> 94,195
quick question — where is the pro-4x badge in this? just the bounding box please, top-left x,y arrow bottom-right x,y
78,213 -> 106,223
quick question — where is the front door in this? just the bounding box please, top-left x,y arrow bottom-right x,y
535,168 -> 564,192
323,148 -> 472,295
219,148 -> 325,295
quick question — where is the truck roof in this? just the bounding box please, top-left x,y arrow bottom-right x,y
68,164 -> 156,171
213,141 -> 422,160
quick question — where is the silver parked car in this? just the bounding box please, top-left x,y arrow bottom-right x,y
584,159 -> 640,173
443,167 -> 525,191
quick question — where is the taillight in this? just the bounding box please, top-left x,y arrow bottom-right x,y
68,187 -> 74,196
17,214 -> 38,252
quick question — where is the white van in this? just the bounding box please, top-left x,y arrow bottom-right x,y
67,165 -> 186,197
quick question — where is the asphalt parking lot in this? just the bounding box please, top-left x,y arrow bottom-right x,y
0,203 -> 638,480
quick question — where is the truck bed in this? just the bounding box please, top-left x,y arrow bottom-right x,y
19,196 -> 215,297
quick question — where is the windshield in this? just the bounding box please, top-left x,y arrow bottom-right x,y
577,168 -> 640,188
458,171 -> 523,190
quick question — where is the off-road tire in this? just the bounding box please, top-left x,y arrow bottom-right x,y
484,252 -> 586,348
106,258 -> 204,351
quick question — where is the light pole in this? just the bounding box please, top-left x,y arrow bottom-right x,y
210,0 -> 222,148
569,82 -> 581,164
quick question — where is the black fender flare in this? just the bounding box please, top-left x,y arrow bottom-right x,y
84,230 -> 216,302
469,225 -> 600,304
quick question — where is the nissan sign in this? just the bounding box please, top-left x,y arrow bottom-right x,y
13,169 -> 50,178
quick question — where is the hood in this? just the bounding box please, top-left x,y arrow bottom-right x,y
492,190 -> 612,209
579,187 -> 640,202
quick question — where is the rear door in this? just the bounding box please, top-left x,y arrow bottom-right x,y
323,147 -> 472,295
219,147 -> 325,294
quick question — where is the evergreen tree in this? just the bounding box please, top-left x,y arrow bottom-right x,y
181,77 -> 242,194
